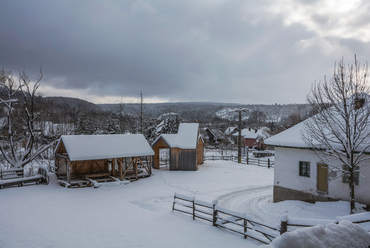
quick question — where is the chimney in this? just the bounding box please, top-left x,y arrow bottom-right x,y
249,128 -> 251,131
255,129 -> 257,133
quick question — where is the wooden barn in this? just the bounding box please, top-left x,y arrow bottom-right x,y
152,123 -> 204,171
54,134 -> 154,187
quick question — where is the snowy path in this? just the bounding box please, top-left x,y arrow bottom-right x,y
217,186 -> 279,225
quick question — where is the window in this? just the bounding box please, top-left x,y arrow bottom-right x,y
342,165 -> 359,185
299,161 -> 310,177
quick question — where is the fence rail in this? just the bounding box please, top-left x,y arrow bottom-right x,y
280,212 -> 370,234
173,193 -> 370,244
204,155 -> 274,168
173,193 -> 279,244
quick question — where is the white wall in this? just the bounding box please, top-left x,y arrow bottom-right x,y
274,147 -> 370,205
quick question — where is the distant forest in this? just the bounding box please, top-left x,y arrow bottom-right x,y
0,93 -> 313,142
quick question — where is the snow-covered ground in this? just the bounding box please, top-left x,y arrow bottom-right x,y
0,161 -> 366,247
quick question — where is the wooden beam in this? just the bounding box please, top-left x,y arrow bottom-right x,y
119,158 -> 123,180
122,158 -> 135,178
135,157 -> 138,180
111,159 -> 114,177
137,157 -> 150,174
55,154 -> 69,159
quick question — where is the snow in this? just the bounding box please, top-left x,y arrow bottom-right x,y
58,134 -> 154,161
259,220 -> 370,248
265,104 -> 370,152
224,126 -> 237,135
232,128 -> 270,139
154,123 -> 199,149
264,121 -> 310,148
0,160 -> 368,247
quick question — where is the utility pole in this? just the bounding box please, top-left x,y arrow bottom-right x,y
235,107 -> 248,163
140,91 -> 143,134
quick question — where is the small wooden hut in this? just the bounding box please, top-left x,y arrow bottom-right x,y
152,123 -> 204,171
54,134 -> 154,187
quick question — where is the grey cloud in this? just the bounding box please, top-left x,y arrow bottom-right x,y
0,0 -> 368,104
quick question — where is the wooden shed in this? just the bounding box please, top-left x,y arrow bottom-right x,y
54,134 -> 154,187
152,123 -> 204,171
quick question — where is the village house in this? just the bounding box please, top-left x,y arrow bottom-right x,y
152,123 -> 203,171
265,121 -> 370,206
232,127 -> 270,150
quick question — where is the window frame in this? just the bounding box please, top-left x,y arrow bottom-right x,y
299,161 -> 310,177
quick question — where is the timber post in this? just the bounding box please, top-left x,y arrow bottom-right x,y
280,214 -> 288,235
212,200 -> 218,226
119,158 -> 123,180
244,217 -> 247,239
268,159 -> 270,168
172,193 -> 176,211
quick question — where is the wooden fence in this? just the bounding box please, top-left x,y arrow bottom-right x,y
280,212 -> 370,234
204,155 -> 274,168
172,193 -> 279,244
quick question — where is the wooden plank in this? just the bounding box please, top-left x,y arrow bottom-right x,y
84,173 -> 111,178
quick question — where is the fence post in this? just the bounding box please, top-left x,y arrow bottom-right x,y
280,214 -> 288,235
258,159 -> 260,166
243,214 -> 247,239
247,152 -> 249,164
268,159 -> 270,168
172,193 -> 176,211
213,155 -> 214,161
212,200 -> 218,226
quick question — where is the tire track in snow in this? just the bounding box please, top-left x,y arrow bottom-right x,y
217,186 -> 279,225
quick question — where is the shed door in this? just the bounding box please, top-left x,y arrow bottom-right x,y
317,163 -> 328,192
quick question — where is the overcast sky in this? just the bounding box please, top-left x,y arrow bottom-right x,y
1,0 -> 369,104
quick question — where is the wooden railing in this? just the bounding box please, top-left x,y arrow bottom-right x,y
173,193 -> 279,244
204,155 -> 274,168
0,168 -> 24,180
280,212 -> 370,234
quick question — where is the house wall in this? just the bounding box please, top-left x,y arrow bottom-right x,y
274,147 -> 370,205
170,148 -> 179,170
56,157 -> 68,177
197,139 -> 204,165
71,159 -> 108,176
244,138 -> 256,148
179,149 -> 197,171
169,148 -> 197,171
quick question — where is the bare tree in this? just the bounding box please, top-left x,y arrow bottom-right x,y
302,56 -> 370,214
0,68 -> 54,168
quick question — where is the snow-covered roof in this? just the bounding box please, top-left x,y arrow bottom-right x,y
265,99 -> 370,151
232,128 -> 269,139
265,122 -> 307,148
224,127 -> 237,135
57,134 -> 154,161
153,123 -> 199,149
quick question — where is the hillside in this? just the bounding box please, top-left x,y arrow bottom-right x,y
45,97 -> 102,112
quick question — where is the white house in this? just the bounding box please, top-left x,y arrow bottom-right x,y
265,121 -> 370,206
